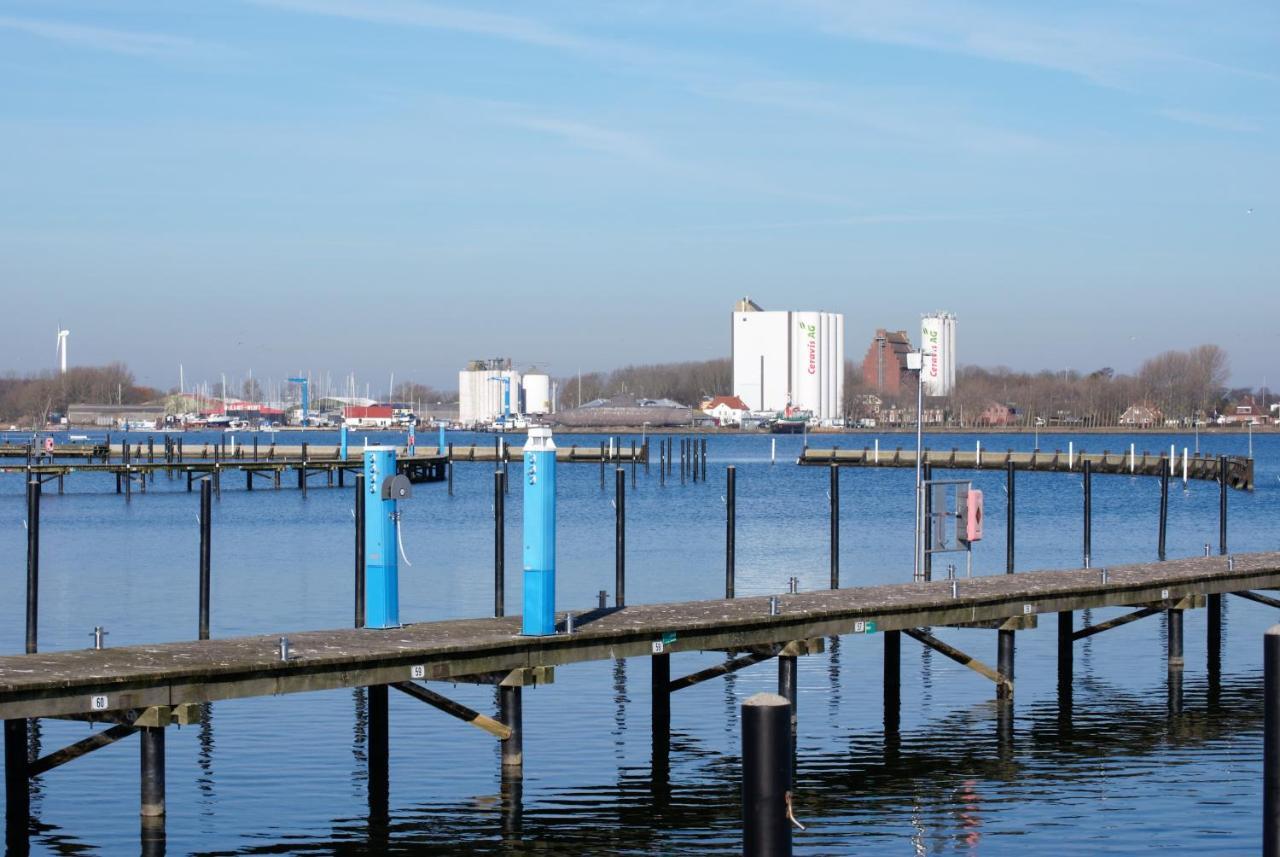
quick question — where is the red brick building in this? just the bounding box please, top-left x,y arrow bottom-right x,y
861,329 -> 914,396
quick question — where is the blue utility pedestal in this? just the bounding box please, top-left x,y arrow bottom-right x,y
522,427 -> 557,635
438,425 -> 446,455
340,424 -> 349,460
364,446 -> 400,629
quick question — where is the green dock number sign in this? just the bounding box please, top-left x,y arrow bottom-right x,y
853,620 -> 877,634
652,632 -> 678,653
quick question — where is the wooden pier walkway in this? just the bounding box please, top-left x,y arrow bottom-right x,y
5,549 -> 1276,847
800,446 -> 1254,490
0,440 -> 650,495
2,552 -> 1274,720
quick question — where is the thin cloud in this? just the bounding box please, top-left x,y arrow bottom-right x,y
251,0 -> 665,68
782,0 -> 1272,88
691,213 -> 988,233
499,115 -> 658,163
1157,108 -> 1261,133
0,15 -> 222,60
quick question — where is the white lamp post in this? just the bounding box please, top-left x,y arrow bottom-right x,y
908,351 -> 925,582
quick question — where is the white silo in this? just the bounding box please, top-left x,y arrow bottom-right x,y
523,374 -> 552,415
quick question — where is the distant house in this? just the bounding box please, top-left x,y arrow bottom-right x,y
701,395 -> 750,427
975,402 -> 1015,427
1218,396 -> 1267,425
68,403 -> 165,428
344,405 -> 395,428
1120,404 -> 1162,428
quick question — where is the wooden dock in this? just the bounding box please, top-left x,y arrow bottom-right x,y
0,439 -> 651,496
0,552 -> 1274,719
2,551 -> 1274,721
800,446 -> 1254,490
4,549 -> 1277,849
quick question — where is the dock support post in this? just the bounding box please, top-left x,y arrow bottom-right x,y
499,685 -> 522,773
1006,460 -> 1015,573
741,693 -> 792,857
829,464 -> 839,589
725,466 -> 736,599
494,470 -> 505,618
600,442 -> 606,489
997,630 -> 1015,700
701,437 -> 707,481
1219,455 -> 1228,554
5,719 -> 29,850
1208,593 -> 1223,665
26,478 -> 40,653
883,630 -> 900,732
447,443 -> 454,496
1082,459 -> 1092,568
1158,465 -> 1169,561
117,472 -> 122,494
615,467 -> 625,608
778,654 -> 798,767
140,726 -> 166,818
354,473 -> 366,628
1057,611 -> 1073,689
922,462 -> 933,581
631,440 -> 637,488
368,685 -> 388,810
186,471 -> 192,492
1168,608 -> 1184,670
659,443 -> 665,486
199,480 -> 212,639
1265,625 -> 1280,857
651,653 -> 670,765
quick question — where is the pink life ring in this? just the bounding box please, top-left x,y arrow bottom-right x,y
44,437 -> 54,452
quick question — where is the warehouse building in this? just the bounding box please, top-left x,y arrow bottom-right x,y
730,297 -> 844,421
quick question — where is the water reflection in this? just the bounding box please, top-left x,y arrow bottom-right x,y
184,671 -> 1265,856
197,702 -> 215,809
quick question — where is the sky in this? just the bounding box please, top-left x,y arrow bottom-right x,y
1,0 -> 1277,392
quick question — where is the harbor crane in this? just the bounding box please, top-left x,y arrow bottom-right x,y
288,376 -> 309,427
489,375 -> 513,428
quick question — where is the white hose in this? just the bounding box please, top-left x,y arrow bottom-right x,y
396,514 -> 413,567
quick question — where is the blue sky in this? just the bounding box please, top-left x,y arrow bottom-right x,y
1,0 -> 1276,391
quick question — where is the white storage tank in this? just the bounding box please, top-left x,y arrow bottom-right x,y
523,374 -> 552,414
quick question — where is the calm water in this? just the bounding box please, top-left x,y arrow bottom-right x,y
2,429 -> 1277,855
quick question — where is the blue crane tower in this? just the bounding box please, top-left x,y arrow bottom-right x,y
287,376 -> 309,427
488,375 -> 512,428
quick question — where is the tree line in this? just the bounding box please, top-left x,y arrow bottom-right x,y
0,343 -> 1259,428
556,359 -> 732,409
848,343 -> 1252,426
0,364 -> 159,426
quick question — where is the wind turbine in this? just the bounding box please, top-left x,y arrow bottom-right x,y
55,326 -> 70,374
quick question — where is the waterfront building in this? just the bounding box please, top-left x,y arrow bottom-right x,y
861,329 -> 914,397
459,358 -> 521,426
730,297 -> 845,421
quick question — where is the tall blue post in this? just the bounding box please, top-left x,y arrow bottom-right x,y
363,447 -> 400,629
522,427 -> 556,636
288,377 -> 309,427
340,424 -> 349,460
438,424 -> 446,456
